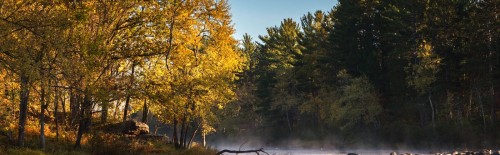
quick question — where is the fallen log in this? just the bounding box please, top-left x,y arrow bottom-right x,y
0,130 -> 14,144
216,148 -> 269,155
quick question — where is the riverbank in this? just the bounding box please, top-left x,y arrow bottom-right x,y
0,128 -> 216,155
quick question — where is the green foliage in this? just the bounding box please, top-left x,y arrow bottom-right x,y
327,70 -> 381,130
0,0 -> 499,150
221,0 -> 500,148
406,41 -> 442,94
0,0 -> 243,150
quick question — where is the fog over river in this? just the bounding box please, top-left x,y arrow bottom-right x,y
261,149 -> 432,155
214,146 -> 439,155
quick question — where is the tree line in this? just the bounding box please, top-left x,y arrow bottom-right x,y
1,0 -> 499,150
220,0 -> 500,148
0,0 -> 243,149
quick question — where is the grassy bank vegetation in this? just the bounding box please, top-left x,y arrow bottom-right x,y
1,124 -> 216,155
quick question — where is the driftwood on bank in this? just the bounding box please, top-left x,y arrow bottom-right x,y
216,148 -> 269,155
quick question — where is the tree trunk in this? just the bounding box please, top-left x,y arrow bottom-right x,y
114,100 -> 119,120
123,96 -> 130,122
475,87 -> 487,133
55,87 -> 60,141
75,90 -> 92,148
490,86 -> 497,125
286,111 -> 292,133
70,90 -> 80,128
179,102 -> 190,148
75,102 -> 86,148
183,122 -> 189,147
101,101 -> 108,123
18,74 -> 29,147
173,118 -> 179,148
62,92 -> 67,126
202,131 -> 206,147
490,85 -> 496,124
468,90 -> 473,120
180,117 -> 186,148
188,122 -> 201,148
70,90 -> 75,126
123,63 -> 135,123
142,99 -> 148,123
428,92 -> 435,126
40,86 -> 46,149
487,17 -> 496,125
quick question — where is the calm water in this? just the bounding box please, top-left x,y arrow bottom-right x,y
261,149 -> 434,155
216,148 -> 436,155
213,144 -> 461,155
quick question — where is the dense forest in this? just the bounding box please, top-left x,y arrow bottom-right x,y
219,0 -> 500,149
0,0 -> 499,154
0,0 -> 239,154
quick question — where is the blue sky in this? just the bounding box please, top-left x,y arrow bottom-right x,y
228,0 -> 338,42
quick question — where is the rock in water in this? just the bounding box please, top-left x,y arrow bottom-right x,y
464,151 -> 474,155
347,153 -> 358,155
123,120 -> 149,135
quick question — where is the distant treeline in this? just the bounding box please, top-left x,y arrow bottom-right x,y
219,0 -> 500,149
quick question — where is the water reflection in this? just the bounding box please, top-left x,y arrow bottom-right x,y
221,149 -> 436,155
